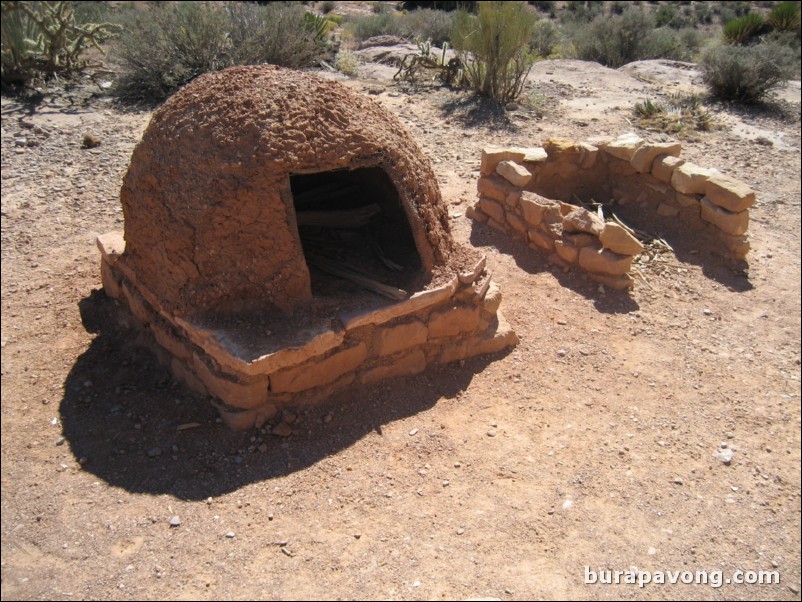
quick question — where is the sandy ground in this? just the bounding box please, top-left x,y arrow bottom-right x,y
1,57 -> 800,600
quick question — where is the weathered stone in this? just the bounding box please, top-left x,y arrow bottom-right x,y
528,228 -> 555,251
506,212 -> 527,234
578,247 -> 633,276
481,281 -> 502,316
671,162 -> 716,195
554,239 -> 579,264
645,179 -> 672,195
607,158 -> 638,177
428,306 -> 481,339
563,207 -> 605,236
630,142 -> 681,173
722,234 -> 750,259
213,402 -> 277,432
122,281 -> 154,326
96,231 -> 125,264
543,221 -> 563,238
599,132 -> 644,161
657,202 -> 680,217
600,223 -> 644,255
563,232 -> 599,248
170,357 -> 208,397
362,349 -> 426,384
496,160 -> 532,187
481,146 -> 547,176
192,353 -> 270,408
651,155 -> 685,183
100,260 -> 122,300
704,173 -> 756,213
478,197 -> 505,224
578,142 -> 599,168
487,217 -> 508,233
700,198 -> 749,236
675,192 -> 700,208
152,321 -> 193,361
458,255 -> 486,284
271,343 -> 367,393
466,204 -> 487,223
588,272 -> 635,290
478,175 -> 517,203
520,193 -> 561,227
437,312 -> 518,364
544,138 -> 582,160
504,189 -> 522,208
376,320 -> 427,356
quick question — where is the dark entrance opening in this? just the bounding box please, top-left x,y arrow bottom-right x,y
290,166 -> 423,302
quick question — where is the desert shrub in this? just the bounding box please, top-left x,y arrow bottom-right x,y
570,6 -> 688,67
334,49 -> 359,75
1,0 -> 120,85
114,2 -> 324,102
530,18 -> 561,57
560,0 -> 604,23
372,1 -> 392,14
768,1 -> 801,34
528,1 -> 554,13
344,11 -> 402,41
722,12 -> 768,45
451,1 -> 537,102
319,0 -> 336,15
700,42 -> 797,103
633,92 -> 712,137
400,8 -> 455,46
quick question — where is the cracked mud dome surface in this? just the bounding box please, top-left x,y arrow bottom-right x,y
1,57 -> 801,600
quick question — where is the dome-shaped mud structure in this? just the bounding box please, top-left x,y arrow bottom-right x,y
97,65 -> 517,430
120,65 -> 457,317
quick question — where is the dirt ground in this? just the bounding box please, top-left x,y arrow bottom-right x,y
1,57 -> 800,601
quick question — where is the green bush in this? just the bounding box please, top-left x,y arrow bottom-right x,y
722,12 -> 767,45
1,0 -> 120,85
700,42 -> 796,103
451,1 -> 537,102
530,18 -> 561,57
768,1 -> 801,34
570,6 -> 689,67
113,2 -> 324,102
344,11 -> 402,42
400,8 -> 455,46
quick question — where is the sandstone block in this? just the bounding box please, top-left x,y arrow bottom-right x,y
651,155 -> 685,183
544,138 -> 582,160
478,175 -> 517,203
671,162 -> 716,195
704,173 -> 756,213
100,260 -> 122,300
554,239 -> 578,264
578,142 -> 599,168
437,312 -> 518,364
428,305 -> 481,339
170,357 -> 208,397
700,198 -> 749,236
465,204 -> 487,223
96,231 -> 125,264
271,343 -> 367,393
563,232 -> 599,248
481,147 -> 547,176
376,320 -> 428,356
563,207 -> 605,236
600,223 -> 644,255
520,193 -> 561,227
481,281 -> 502,316
487,217 -> 508,234
722,234 -> 750,260
630,142 -> 681,173
599,132 -> 644,161
496,160 -> 532,187
588,272 -> 635,290
122,282 -> 153,326
657,202 -> 680,217
607,158 -> 638,177
528,228 -> 555,252
478,197 -> 505,224
506,212 -> 527,234
192,353 -> 270,408
578,247 -> 633,276
362,349 -> 427,385
458,255 -> 487,284
152,321 -> 193,361
674,192 -> 700,208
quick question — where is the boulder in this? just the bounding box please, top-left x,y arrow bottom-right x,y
630,142 -> 681,174
599,223 -> 644,255
704,173 -> 756,213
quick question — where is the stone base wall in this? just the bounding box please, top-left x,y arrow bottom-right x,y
468,133 -> 754,288
97,232 -> 517,431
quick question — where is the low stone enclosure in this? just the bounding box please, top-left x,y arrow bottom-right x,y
467,133 -> 754,290
97,65 -> 517,431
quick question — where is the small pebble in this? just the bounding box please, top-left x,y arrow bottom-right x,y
408,428 -> 418,436
557,349 -> 567,357
169,516 -> 180,527
147,447 -> 161,458
672,477 -> 683,485
225,531 -> 235,539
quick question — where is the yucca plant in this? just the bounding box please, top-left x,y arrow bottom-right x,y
768,1 -> 801,33
723,12 -> 767,45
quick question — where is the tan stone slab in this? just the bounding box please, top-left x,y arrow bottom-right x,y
480,147 -> 546,176
478,197 -> 505,224
478,175 -> 517,203
700,198 -> 749,236
122,281 -> 154,326
544,138 -> 582,159
361,349 -> 427,385
100,260 -> 122,300
607,158 -> 638,177
554,239 -> 579,264
675,192 -> 700,208
600,223 -> 644,256
340,278 -> 458,330
496,160 -> 532,187
481,281 -> 502,316
270,343 -> 367,394
152,321 -> 193,361
563,207 -> 605,236
437,311 -> 518,364
671,162 -> 716,195
458,255 -> 487,284
170,357 -> 209,397
578,247 -> 633,276
487,217 -> 508,234
528,228 -> 555,252
466,204 -> 487,223
578,143 -> 599,168
657,202 -> 680,217
722,234 -> 750,260
192,353 -> 270,409
588,272 -> 635,290
520,193 -> 561,227
563,232 -> 599,248
704,173 -> 756,213
96,231 -> 125,264
651,155 -> 685,183
630,142 -> 681,173
506,212 -> 527,234
376,320 -> 428,356
428,305 -> 481,339
599,132 -> 644,161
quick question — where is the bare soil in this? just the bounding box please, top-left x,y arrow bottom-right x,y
2,58 -> 800,600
